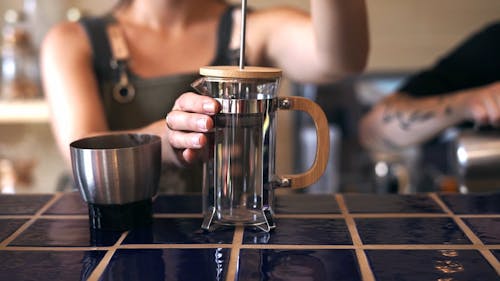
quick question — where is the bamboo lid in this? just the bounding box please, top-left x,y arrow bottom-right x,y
199,66 -> 282,79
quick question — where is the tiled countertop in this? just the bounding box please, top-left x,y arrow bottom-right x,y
0,192 -> 499,280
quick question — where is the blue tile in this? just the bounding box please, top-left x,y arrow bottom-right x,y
0,219 -> 27,242
366,250 -> 500,281
440,193 -> 500,214
356,218 -> 470,244
9,219 -> 122,247
99,248 -> 229,281
0,194 -> 53,215
463,218 -> 500,244
123,218 -> 234,244
153,194 -> 202,214
493,250 -> 500,261
43,192 -> 87,215
237,249 -> 361,281
0,250 -> 106,281
274,194 -> 340,214
344,194 -> 443,213
243,219 -> 352,245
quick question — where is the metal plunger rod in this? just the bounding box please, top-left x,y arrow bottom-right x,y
239,0 -> 247,69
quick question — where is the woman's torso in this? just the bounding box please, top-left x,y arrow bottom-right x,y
79,5 -> 239,192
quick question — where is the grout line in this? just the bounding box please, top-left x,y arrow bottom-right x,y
0,215 -> 33,219
430,193 -> 500,275
86,231 -> 129,281
240,244 -> 355,249
457,214 -> 500,218
430,193 -> 486,245
348,213 -> 449,218
1,246 -> 110,251
274,213 -> 344,219
119,244 -> 234,249
153,213 -> 203,218
0,193 -> 63,248
32,215 -> 88,219
35,193 -> 65,215
225,226 -> 244,281
238,243 -> 500,250
336,194 -> 376,281
479,249 -> 500,275
336,195 -> 363,246
355,248 -> 375,280
361,244 -> 497,250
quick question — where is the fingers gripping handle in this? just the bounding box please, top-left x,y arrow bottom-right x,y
277,97 -> 330,189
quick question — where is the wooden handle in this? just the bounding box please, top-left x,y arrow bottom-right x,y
277,96 -> 330,189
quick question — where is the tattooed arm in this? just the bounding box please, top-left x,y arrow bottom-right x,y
359,82 -> 500,152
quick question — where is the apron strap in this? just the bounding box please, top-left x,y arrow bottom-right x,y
107,24 -> 130,61
106,23 -> 135,103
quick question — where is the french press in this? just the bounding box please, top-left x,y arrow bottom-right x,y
193,66 -> 330,232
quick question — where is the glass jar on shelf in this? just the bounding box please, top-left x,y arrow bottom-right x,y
1,9 -> 40,100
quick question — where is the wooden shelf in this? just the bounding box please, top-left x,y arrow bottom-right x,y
0,100 -> 50,123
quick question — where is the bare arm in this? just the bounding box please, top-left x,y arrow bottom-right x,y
41,22 -> 108,165
248,0 -> 369,84
166,0 -> 369,164
359,82 -> 500,152
41,22 -> 195,167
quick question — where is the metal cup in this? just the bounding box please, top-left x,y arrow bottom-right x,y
454,129 -> 500,193
70,133 -> 161,231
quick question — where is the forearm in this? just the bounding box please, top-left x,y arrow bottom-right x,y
262,1 -> 369,83
310,0 -> 369,74
359,92 -> 467,152
135,120 -> 178,167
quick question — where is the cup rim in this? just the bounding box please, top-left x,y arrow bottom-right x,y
69,133 -> 161,150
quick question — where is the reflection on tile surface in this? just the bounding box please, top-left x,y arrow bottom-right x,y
356,218 -> 470,244
237,249 -> 361,281
0,219 -> 28,242
274,194 -> 340,214
243,219 -> 351,245
100,248 -> 229,281
366,250 -> 500,281
0,194 -> 53,215
463,218 -> 500,244
153,194 -> 202,214
440,193 -> 500,214
9,219 -> 122,247
0,250 -> 105,281
343,194 -> 443,213
43,192 -> 87,215
124,218 -> 234,244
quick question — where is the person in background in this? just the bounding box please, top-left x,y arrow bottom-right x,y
359,21 -> 500,153
42,0 -> 369,192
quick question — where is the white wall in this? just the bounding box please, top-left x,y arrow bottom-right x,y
366,0 -> 500,70
239,0 -> 500,70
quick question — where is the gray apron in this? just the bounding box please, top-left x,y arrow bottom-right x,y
79,6 -> 239,193
101,72 -> 203,193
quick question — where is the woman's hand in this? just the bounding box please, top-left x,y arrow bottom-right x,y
165,92 -> 220,166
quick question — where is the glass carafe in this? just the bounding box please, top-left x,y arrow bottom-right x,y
193,66 -> 330,232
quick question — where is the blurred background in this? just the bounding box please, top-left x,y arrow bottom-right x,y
0,0 -> 499,194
